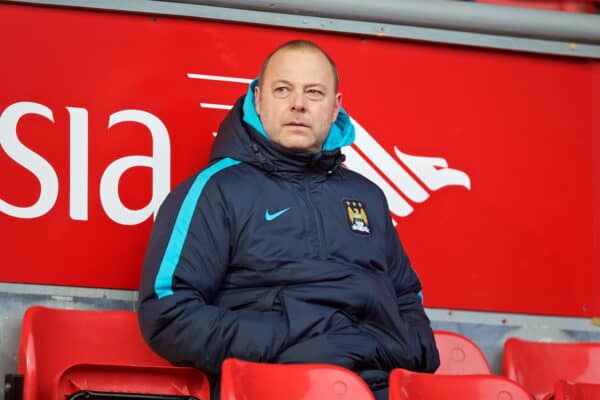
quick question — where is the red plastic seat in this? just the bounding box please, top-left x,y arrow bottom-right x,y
389,368 -> 533,400
502,337 -> 600,400
433,330 -> 491,374
17,306 -> 210,400
220,358 -> 375,400
552,380 -> 600,400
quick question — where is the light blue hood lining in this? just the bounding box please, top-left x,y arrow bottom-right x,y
242,79 -> 355,151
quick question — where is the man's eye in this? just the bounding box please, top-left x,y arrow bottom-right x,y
274,87 -> 289,96
306,89 -> 324,99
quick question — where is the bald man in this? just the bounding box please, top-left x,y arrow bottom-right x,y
138,40 -> 439,399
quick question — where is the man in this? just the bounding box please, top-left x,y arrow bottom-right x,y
138,40 -> 439,400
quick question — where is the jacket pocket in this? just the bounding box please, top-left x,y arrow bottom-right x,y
361,321 -> 419,371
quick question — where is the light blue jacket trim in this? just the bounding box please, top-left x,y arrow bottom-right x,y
243,78 -> 355,151
154,157 -> 241,299
322,108 -> 354,151
243,79 -> 269,139
418,290 -> 424,302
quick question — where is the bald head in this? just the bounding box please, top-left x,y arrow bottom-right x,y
258,40 -> 339,92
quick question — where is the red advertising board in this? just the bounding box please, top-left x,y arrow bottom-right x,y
1,3 -> 598,317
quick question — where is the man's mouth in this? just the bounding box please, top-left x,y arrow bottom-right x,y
286,121 -> 309,128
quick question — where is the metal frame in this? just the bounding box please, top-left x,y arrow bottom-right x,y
7,0 -> 600,59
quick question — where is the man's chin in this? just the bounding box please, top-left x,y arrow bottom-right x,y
276,137 -> 319,153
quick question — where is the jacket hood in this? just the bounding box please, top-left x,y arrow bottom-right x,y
209,79 -> 355,175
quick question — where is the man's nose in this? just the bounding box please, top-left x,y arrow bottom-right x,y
290,90 -> 306,112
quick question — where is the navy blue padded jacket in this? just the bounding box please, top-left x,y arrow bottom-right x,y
137,91 -> 440,394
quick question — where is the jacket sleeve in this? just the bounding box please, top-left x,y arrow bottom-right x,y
384,200 -> 440,373
137,174 -> 288,374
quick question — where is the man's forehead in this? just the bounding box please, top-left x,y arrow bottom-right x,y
262,48 -> 335,86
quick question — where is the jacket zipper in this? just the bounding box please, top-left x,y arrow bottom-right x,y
304,175 -> 326,258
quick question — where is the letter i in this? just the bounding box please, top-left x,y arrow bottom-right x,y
67,107 -> 88,221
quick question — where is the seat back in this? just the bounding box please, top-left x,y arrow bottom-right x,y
433,330 -> 491,374
18,306 -> 210,400
552,380 -> 600,400
502,337 -> 600,400
389,368 -> 533,400
220,358 -> 375,400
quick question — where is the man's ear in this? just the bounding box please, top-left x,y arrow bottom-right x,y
254,85 -> 261,115
332,92 -> 342,122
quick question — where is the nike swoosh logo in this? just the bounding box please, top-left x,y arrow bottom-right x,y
265,207 -> 290,221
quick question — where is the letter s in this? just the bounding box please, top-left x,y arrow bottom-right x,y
0,102 -> 58,218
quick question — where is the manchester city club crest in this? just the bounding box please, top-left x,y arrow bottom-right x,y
345,200 -> 371,235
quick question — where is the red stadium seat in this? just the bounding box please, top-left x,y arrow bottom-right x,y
433,330 -> 492,374
502,337 -> 600,400
220,358 -> 375,400
552,380 -> 600,400
389,367 -> 533,400
17,306 -> 210,400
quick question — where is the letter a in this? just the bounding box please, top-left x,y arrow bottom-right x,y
100,110 -> 170,225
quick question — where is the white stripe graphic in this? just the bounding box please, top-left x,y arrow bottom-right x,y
343,146 -> 413,218
350,117 -> 429,203
187,73 -> 253,84
200,103 -> 233,110
185,72 -> 471,219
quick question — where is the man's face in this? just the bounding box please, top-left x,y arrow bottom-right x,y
254,48 -> 342,153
